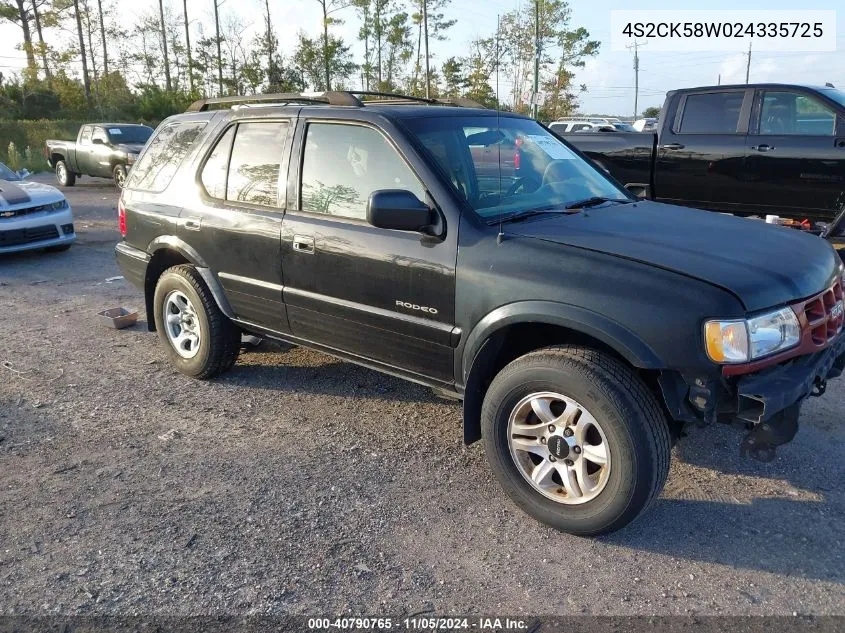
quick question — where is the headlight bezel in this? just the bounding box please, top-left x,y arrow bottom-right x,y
705,306 -> 802,365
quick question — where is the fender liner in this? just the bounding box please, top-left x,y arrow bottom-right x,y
145,237 -> 236,327
459,301 -> 665,444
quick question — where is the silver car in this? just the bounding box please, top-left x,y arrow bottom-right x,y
0,163 -> 75,254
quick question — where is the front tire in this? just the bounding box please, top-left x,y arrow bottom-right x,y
481,345 -> 671,536
55,160 -> 76,187
113,164 -> 127,188
153,265 -> 240,379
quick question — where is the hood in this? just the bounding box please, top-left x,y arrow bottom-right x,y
0,179 -> 64,208
507,200 -> 840,312
115,143 -> 145,154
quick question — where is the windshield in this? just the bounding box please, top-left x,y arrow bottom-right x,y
0,162 -> 21,181
106,126 -> 153,145
403,115 -> 630,220
819,88 -> 845,109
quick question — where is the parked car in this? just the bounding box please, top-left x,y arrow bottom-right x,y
115,91 -> 845,536
0,162 -> 75,254
566,83 -> 845,222
45,123 -> 154,188
549,120 -> 614,134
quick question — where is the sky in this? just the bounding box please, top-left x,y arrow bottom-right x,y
1,0 -> 844,116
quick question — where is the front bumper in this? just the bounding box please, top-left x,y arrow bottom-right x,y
735,332 -> 845,425
0,207 -> 76,254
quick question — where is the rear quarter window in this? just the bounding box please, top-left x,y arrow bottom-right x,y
125,121 -> 207,192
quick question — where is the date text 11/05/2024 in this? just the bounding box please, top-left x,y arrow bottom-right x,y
307,617 -> 529,630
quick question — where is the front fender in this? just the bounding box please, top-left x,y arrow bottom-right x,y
459,300 -> 664,385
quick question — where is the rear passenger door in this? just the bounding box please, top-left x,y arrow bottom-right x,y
187,119 -> 293,332
281,118 -> 457,383
745,89 -> 845,220
655,89 -> 753,212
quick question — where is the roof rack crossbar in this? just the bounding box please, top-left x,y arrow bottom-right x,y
186,91 -> 363,112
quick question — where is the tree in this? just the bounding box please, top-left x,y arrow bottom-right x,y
352,0 -> 372,89
642,106 -> 660,118
31,0 -> 53,82
182,0 -> 193,93
212,0 -> 223,96
0,0 -> 37,72
462,36 -> 496,107
382,10 -> 411,90
96,0 -> 107,75
313,0 -> 351,91
440,56 -> 464,98
71,0 -> 91,108
409,0 -> 454,96
293,31 -> 355,91
157,0 -> 171,91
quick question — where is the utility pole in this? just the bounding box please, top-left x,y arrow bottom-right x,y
717,73 -> 721,85
531,0 -> 540,119
745,41 -> 752,84
626,40 -> 645,118
423,0 -> 430,98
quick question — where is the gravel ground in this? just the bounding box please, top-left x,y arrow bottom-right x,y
0,174 -> 844,617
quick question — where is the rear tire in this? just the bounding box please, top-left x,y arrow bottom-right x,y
55,160 -> 75,187
153,265 -> 240,379
113,164 -> 127,188
481,345 -> 671,536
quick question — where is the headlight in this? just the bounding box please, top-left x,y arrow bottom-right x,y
127,153 -> 138,165
48,199 -> 68,211
705,307 -> 800,364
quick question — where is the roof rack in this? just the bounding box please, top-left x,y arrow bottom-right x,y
186,90 -> 487,112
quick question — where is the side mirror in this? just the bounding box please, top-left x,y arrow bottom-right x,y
625,183 -> 649,199
92,137 -> 105,145
367,190 -> 433,232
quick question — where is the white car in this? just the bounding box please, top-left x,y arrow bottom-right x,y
0,163 -> 75,254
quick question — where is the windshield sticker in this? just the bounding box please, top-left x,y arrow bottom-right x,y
109,128 -> 123,135
526,135 -> 577,160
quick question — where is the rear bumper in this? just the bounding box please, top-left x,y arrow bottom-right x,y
736,332 -> 845,424
115,242 -> 149,290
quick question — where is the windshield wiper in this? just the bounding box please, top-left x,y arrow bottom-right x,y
564,196 -> 630,209
490,197 -> 629,225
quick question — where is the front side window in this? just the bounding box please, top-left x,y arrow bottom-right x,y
679,91 -> 744,134
300,123 -> 425,220
92,128 -> 108,144
226,122 -> 288,207
759,91 -> 836,136
404,115 -> 630,221
125,121 -> 207,192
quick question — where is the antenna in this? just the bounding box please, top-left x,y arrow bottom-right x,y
495,13 -> 505,245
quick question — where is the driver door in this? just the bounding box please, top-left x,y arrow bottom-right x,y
281,119 -> 458,383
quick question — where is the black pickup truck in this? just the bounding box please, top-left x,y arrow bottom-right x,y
565,83 -> 845,223
46,123 -> 153,188
114,91 -> 845,536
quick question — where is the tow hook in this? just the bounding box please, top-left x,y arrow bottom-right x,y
740,402 -> 801,463
811,377 -> 826,397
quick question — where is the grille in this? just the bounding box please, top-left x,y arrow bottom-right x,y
802,279 -> 844,346
0,225 -> 60,247
0,202 -> 62,219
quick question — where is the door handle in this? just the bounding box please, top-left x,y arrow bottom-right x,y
292,234 -> 314,254
182,217 -> 202,231
660,143 -> 685,150
751,144 -> 774,152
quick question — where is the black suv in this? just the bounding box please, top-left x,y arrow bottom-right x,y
115,91 -> 845,536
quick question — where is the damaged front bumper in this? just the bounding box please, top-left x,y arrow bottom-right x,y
660,331 -> 845,462
734,333 -> 845,460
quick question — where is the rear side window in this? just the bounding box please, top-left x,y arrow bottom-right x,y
200,126 -> 235,199
226,122 -> 288,206
126,121 -> 207,192
79,126 -> 92,144
679,92 -> 744,134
